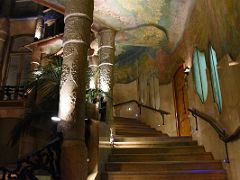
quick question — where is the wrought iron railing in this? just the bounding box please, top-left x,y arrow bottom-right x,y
0,133 -> 63,180
0,86 -> 25,101
189,108 -> 240,163
114,100 -> 170,125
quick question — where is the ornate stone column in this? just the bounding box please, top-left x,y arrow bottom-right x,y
98,29 -> 116,124
88,55 -> 99,90
58,0 -> 94,179
0,18 -> 9,86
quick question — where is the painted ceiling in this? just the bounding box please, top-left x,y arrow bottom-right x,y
33,0 -> 196,83
31,0 -> 240,85
39,0 -> 195,50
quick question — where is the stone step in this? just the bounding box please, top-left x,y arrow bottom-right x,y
113,121 -> 149,126
111,146 -> 205,154
113,123 -> 151,129
114,134 -> 169,138
108,152 -> 213,162
103,117 -> 227,180
113,121 -> 149,125
114,117 -> 139,121
114,134 -> 167,137
103,170 -> 227,180
113,123 -> 153,126
114,126 -> 158,132
115,131 -> 163,136
113,136 -> 192,142
105,160 -> 223,171
115,128 -> 162,132
111,140 -> 198,146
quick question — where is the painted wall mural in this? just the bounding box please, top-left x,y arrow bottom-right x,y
114,44 -> 178,84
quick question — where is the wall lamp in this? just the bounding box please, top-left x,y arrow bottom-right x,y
184,67 -> 191,75
51,116 -> 61,122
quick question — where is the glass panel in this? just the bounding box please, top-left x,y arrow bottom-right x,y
192,48 -> 208,103
209,46 -> 222,113
11,36 -> 34,52
20,54 -> 31,86
6,55 -> 20,86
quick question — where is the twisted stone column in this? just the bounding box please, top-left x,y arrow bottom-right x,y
98,29 -> 116,124
0,18 -> 9,86
58,0 -> 94,179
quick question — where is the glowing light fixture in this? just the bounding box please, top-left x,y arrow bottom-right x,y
184,67 -> 190,74
51,116 -> 61,122
31,61 -> 40,66
89,78 -> 96,89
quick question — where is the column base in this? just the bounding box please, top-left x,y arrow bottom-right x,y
61,139 -> 88,180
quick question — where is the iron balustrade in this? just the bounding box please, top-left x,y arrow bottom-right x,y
0,133 -> 63,180
0,86 -> 25,101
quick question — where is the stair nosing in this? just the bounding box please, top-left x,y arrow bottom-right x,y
110,152 -> 212,156
106,160 -> 222,164
104,169 -> 226,175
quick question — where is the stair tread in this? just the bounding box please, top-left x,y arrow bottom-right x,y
103,117 -> 227,179
111,141 -> 198,145
107,160 -> 222,164
105,169 -> 226,174
111,145 -> 203,148
106,160 -> 222,164
110,152 -> 212,155
111,146 -> 205,152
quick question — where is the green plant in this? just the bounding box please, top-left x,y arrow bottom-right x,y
9,55 -> 105,145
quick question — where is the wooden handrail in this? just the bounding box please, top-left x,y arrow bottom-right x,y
188,108 -> 226,140
189,107 -> 240,163
188,108 -> 240,143
114,100 -> 170,125
114,100 -> 170,115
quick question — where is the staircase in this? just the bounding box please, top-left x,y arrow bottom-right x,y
102,117 -> 227,180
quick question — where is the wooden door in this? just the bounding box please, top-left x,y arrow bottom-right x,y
173,65 -> 191,136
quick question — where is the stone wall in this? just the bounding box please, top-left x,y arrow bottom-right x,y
187,55 -> 240,180
113,80 -> 177,136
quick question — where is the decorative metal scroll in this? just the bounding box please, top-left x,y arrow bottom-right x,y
0,86 -> 25,101
0,133 -> 63,180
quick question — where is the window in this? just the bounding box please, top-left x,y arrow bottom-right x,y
192,48 -> 208,103
209,46 -> 222,113
5,35 -> 33,87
